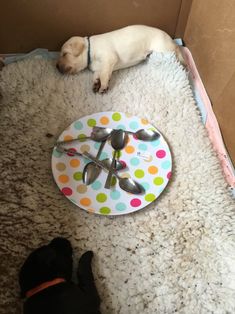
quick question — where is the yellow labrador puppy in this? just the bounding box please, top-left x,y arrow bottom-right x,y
57,25 -> 185,93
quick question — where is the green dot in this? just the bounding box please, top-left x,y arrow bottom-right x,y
145,193 -> 156,202
134,169 -> 145,178
110,177 -> 117,187
154,177 -> 164,185
99,207 -> 111,215
87,119 -> 96,127
112,112 -> 121,121
112,150 -> 122,158
96,193 -> 107,203
77,134 -> 87,142
73,172 -> 83,181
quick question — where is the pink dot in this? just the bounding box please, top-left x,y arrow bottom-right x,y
133,134 -> 138,140
156,149 -> 166,158
62,187 -> 73,196
119,160 -> 127,168
167,171 -> 172,179
130,198 -> 142,207
67,148 -> 77,156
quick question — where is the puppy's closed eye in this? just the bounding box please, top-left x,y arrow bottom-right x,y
62,52 -> 68,57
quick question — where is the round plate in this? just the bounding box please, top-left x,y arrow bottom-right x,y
51,112 -> 172,215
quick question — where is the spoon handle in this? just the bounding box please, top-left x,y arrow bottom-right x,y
104,150 -> 116,189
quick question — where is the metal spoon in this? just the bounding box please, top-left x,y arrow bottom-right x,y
83,151 -> 145,195
57,127 -> 113,145
104,129 -> 128,189
127,129 -> 160,141
82,141 -> 106,185
101,158 -> 126,171
55,146 -> 144,194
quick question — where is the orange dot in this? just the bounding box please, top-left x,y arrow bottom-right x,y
141,118 -> 149,125
125,145 -> 135,154
70,159 -> 80,168
100,116 -> 109,125
80,198 -> 91,206
148,166 -> 158,174
58,174 -> 69,183
64,135 -> 73,141
87,208 -> 95,214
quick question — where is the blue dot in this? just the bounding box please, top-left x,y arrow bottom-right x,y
110,190 -> 121,200
130,157 -> 140,166
94,142 -> 100,150
53,148 -> 63,158
74,121 -> 83,130
129,121 -> 139,130
100,152 -> 108,160
91,180 -> 102,190
83,159 -> 91,165
138,143 -> 148,151
141,182 -> 150,191
151,139 -> 160,147
116,124 -> 126,130
162,160 -> 171,169
115,202 -> 127,211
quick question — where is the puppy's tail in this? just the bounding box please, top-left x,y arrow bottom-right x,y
175,45 -> 186,67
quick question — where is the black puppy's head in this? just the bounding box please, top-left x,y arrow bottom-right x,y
19,237 -> 73,298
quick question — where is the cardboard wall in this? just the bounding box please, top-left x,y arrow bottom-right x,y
0,0 -> 183,53
184,0 -> 235,164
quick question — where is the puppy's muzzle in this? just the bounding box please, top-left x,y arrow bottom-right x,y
56,62 -> 72,74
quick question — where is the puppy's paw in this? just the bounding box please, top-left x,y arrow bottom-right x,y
93,79 -> 101,93
79,251 -> 94,264
49,237 -> 73,256
99,86 -> 109,94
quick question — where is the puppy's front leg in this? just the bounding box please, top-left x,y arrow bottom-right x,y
93,58 -> 116,94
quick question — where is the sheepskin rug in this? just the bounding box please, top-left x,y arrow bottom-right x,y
0,53 -> 234,314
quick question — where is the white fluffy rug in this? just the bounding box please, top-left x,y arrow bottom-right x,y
0,53 -> 235,314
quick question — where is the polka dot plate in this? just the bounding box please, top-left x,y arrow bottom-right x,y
52,112 -> 172,215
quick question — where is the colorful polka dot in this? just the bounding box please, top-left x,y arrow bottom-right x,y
96,193 -> 107,203
141,182 -> 150,191
100,116 -> 109,125
53,149 -> 63,158
99,207 -> 111,215
162,160 -> 171,169
70,159 -> 80,168
67,148 -> 77,156
151,139 -> 160,147
74,121 -> 83,130
134,169 -> 145,178
116,124 -> 126,130
77,184 -> 87,193
110,177 -> 117,187
125,145 -> 135,154
73,172 -> 83,181
87,208 -> 95,214
119,160 -> 127,169
87,119 -> 96,127
80,144 -> 90,153
130,198 -> 141,207
130,157 -> 140,166
59,174 -> 69,183
77,134 -> 87,142
91,180 -> 102,190
112,150 -> 122,158
156,149 -> 166,158
138,143 -> 148,151
112,112 -> 121,121
62,187 -> 73,196
100,151 -> 108,159
80,198 -> 91,206
64,135 -> 73,141
148,166 -> 158,175
120,172 -> 131,179
141,118 -> 149,125
110,190 -> 121,200
129,121 -> 139,130
145,193 -> 156,202
56,162 -> 66,171
115,202 -> 127,211
154,177 -> 164,185
167,171 -> 172,179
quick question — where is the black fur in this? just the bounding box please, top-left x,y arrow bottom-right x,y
19,238 -> 101,314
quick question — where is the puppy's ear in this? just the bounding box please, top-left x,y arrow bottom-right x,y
70,39 -> 85,57
49,237 -> 73,256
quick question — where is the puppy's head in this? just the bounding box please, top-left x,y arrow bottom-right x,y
56,37 -> 87,74
19,238 -> 73,298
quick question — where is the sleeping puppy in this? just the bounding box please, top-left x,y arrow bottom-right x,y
19,237 -> 101,314
56,25 -> 185,93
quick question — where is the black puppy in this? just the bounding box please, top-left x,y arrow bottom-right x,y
19,238 -> 101,314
